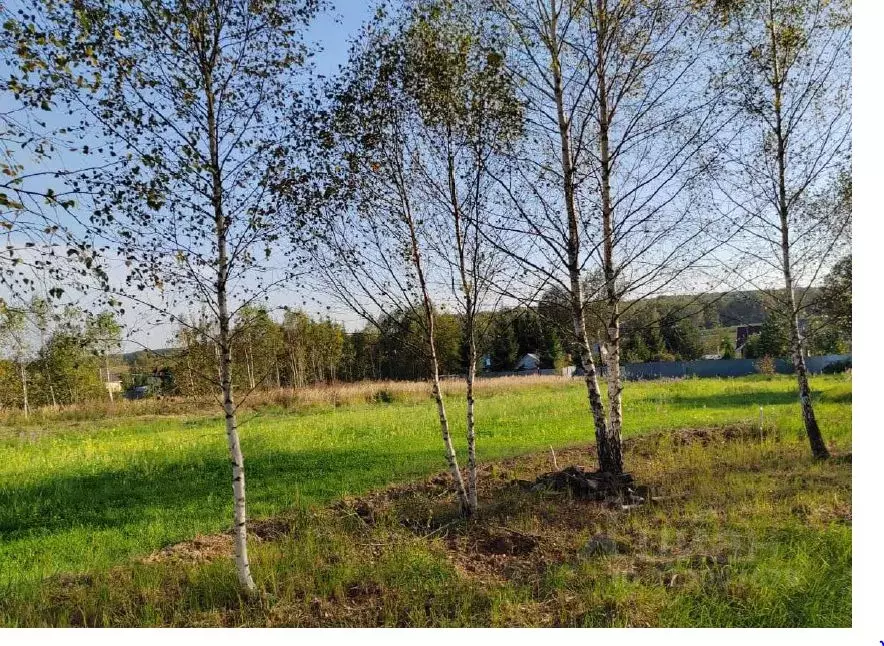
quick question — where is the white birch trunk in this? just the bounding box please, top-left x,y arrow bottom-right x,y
205,56 -> 257,591
769,3 -> 829,459
423,289 -> 469,512
604,331 -> 624,470
546,0 -> 614,470
595,0 -> 624,474
404,191 -> 470,513
465,350 -> 478,512
222,372 -> 256,592
429,350 -> 470,513
448,149 -> 480,515
105,355 -> 114,402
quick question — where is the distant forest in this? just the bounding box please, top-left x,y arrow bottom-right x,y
115,282 -> 849,397
4,284 -> 848,410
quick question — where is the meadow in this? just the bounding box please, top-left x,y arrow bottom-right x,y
0,374 -> 852,626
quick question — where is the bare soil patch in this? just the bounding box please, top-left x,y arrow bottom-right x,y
142,518 -> 297,565
142,424 -> 768,573
318,425 -> 770,589
141,534 -> 233,565
528,466 -> 645,504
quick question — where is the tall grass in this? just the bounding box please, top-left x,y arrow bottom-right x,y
0,375 -> 576,426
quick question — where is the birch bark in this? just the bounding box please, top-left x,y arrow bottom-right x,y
405,197 -> 470,513
449,153 -> 479,514
769,0 -> 829,460
595,0 -> 624,475
546,0 -> 614,471
206,53 -> 257,591
20,362 -> 29,420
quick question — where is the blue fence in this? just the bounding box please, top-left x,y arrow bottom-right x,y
609,354 -> 851,381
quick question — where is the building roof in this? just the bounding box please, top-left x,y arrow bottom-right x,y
515,353 -> 541,370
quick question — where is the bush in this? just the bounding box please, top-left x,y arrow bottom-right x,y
372,389 -> 395,404
720,335 -> 736,360
647,351 -> 677,363
822,359 -> 851,374
754,355 -> 776,375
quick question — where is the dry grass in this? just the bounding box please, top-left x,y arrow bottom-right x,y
0,375 -> 573,425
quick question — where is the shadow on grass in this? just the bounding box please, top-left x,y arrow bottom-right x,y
667,389 -> 830,410
824,391 -> 852,404
0,443 -> 445,541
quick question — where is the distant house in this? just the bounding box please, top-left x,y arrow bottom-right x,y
515,353 -> 541,372
104,372 -> 123,395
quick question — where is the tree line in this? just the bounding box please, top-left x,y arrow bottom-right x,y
0,298 -> 121,414
2,272 -> 850,408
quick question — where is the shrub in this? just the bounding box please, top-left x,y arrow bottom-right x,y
754,355 -> 776,375
720,335 -> 736,360
822,359 -> 851,374
372,389 -> 395,404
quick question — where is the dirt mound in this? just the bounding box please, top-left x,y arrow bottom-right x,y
141,533 -> 233,564
141,518 -> 296,565
250,517 -> 296,541
669,424 -> 761,446
529,466 -> 646,505
478,528 -> 539,556
139,426 -> 768,568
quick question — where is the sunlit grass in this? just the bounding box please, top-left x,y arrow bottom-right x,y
0,373 -> 851,625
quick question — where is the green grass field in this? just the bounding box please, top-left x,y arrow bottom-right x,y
0,374 -> 852,626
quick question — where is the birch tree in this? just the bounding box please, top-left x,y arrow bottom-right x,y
0,303 -> 34,417
710,0 -> 851,459
5,0 -> 323,591
86,310 -> 122,400
312,14 -> 472,513
489,0 -> 729,474
30,296 -> 58,407
308,1 -> 519,515
817,254 -> 850,332
1,67 -> 99,297
232,306 -> 284,390
489,0 -> 618,474
566,0 -> 728,450
402,1 -> 522,512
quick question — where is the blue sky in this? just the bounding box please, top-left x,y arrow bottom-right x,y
308,1 -> 377,77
